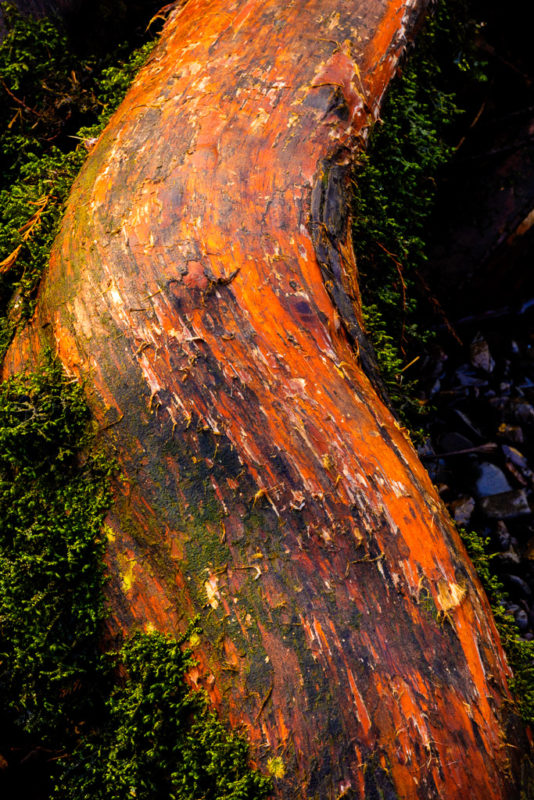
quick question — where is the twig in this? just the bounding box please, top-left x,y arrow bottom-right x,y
398,355 -> 420,374
415,270 -> 462,346
255,684 -> 273,721
351,552 -> 385,565
376,242 -> 407,353
0,78 -> 44,118
100,413 -> 124,432
421,442 -> 498,460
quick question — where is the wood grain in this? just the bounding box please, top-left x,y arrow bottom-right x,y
3,1 -> 526,796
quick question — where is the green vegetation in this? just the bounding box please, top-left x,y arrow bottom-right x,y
55,631 -> 271,800
0,355 -> 111,742
459,527 -> 534,726
0,6 -> 270,798
356,0 -> 534,729
353,0 -> 484,418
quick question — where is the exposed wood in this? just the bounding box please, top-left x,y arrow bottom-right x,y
2,0 -> 528,797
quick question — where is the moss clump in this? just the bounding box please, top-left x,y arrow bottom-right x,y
353,0 -> 485,420
459,527 -> 534,726
54,630 -> 271,800
0,355 -> 112,742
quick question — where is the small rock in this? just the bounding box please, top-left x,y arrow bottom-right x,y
455,364 -> 486,387
496,520 -> 511,550
495,548 -> 521,567
513,400 -> 534,426
470,334 -> 495,373
505,602 -> 521,615
472,462 -> 512,498
429,378 -> 441,396
438,431 -> 474,453
502,445 -> 530,471
479,489 -> 532,520
523,632 -> 534,641
505,574 -> 532,601
450,496 -> 475,526
515,609 -> 530,632
497,423 -> 524,444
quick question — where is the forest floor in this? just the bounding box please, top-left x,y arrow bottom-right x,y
409,0 -> 534,721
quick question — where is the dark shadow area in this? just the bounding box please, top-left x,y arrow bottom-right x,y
425,0 -> 534,317
416,2 -> 534,726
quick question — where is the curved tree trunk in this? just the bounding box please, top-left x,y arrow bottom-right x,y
2,0 -> 528,797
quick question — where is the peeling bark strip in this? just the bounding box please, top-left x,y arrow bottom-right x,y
3,0 -> 528,797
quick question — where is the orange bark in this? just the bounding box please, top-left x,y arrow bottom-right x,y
2,0 -> 528,797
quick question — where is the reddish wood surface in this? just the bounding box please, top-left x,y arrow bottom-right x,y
2,1 -> 528,797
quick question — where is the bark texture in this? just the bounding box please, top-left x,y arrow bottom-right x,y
2,0 -> 528,797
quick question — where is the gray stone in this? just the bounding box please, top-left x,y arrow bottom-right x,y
450,496 -> 475,526
515,609 -> 530,632
472,462 -> 512,498
513,401 -> 534,426
479,489 -> 531,520
505,603 -> 521,615
505,574 -> 532,601
495,548 -> 521,567
454,364 -> 485,387
502,445 -> 529,471
470,335 -> 495,373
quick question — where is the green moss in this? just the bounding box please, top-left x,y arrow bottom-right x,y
416,581 -> 441,626
459,527 -> 534,726
53,629 -> 271,800
0,363 -> 271,798
0,354 -> 112,741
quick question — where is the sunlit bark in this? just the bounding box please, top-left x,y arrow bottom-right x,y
3,0 -> 526,797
